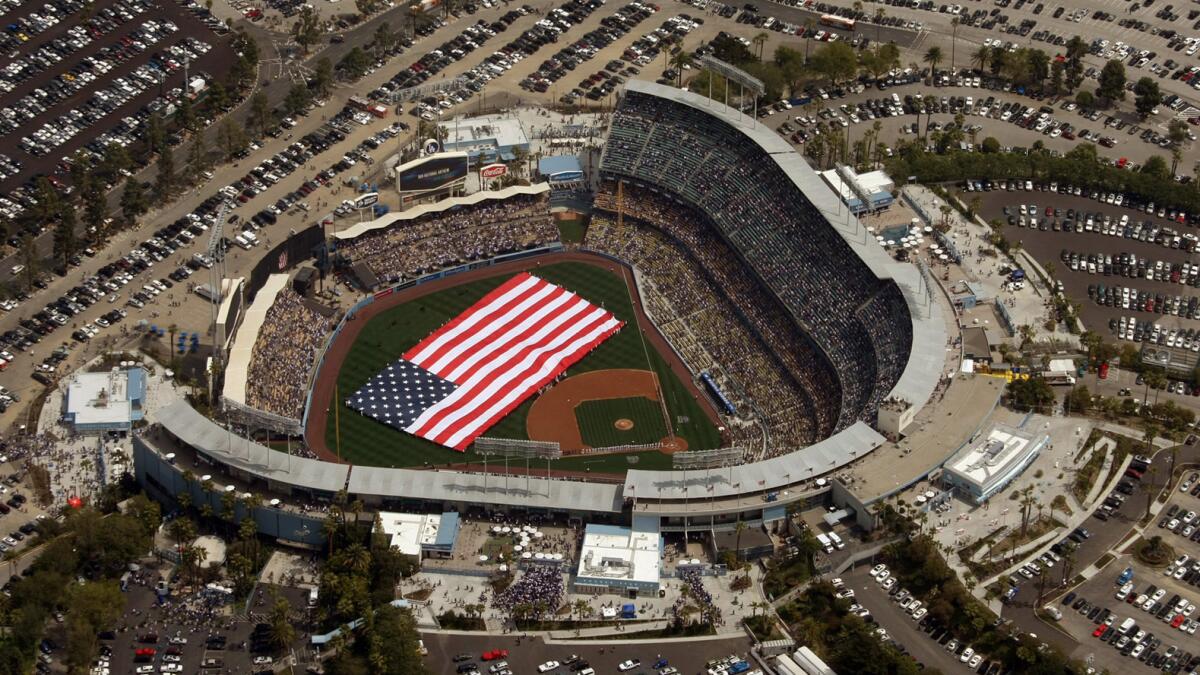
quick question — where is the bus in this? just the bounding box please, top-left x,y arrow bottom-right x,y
820,14 -> 856,30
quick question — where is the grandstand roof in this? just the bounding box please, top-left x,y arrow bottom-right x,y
622,421 -> 885,499
156,400 -> 349,493
538,155 -> 582,177
334,183 -> 550,240
346,466 -> 623,513
616,81 -> 945,418
223,274 -> 289,412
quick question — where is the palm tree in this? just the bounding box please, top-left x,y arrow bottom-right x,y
752,32 -> 768,61
874,7 -> 885,43
803,18 -> 817,63
923,46 -> 944,82
268,590 -> 297,659
1019,485 -> 1037,537
669,51 -> 693,88
950,17 -> 960,73
922,94 -> 936,140
971,45 -> 990,74
734,520 -> 746,563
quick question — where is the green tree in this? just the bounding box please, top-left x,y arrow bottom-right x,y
980,136 -> 1000,153
174,94 -> 197,132
268,589 -> 296,655
145,111 -> 166,155
156,144 -> 177,200
204,80 -> 230,115
284,83 -> 312,116
1064,36 -> 1087,91
292,6 -> 323,55
1049,59 -> 1064,95
80,175 -> 109,244
120,179 -> 148,225
923,45 -> 944,79
812,41 -> 858,85
1134,77 -> 1162,118
971,45 -> 990,73
64,581 -> 125,674
314,57 -> 334,100
373,22 -> 396,59
1027,48 -> 1050,86
1075,89 -> 1095,109
186,134 -> 210,182
1096,59 -> 1127,105
52,204 -> 77,268
249,91 -> 273,134
339,46 -> 371,79
17,233 -> 37,291
216,117 -> 248,161
1142,155 -> 1171,179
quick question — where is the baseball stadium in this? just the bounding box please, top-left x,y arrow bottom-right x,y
133,80 -> 947,545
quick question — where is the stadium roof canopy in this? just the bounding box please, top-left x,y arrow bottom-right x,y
156,400 -> 349,493
616,80 -> 945,414
346,466 -> 624,513
622,421 -> 885,499
223,273 -> 289,410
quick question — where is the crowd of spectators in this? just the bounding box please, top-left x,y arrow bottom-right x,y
246,289 -> 334,420
672,568 -> 721,628
587,192 -> 824,453
335,194 -> 559,283
494,562 -> 564,619
600,91 -> 913,431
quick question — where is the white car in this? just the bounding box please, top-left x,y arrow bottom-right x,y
252,657 -> 273,666
881,577 -> 897,591
912,607 -> 927,620
160,666 -> 182,674
871,563 -> 888,578
960,647 -> 975,663
135,667 -> 154,675
968,654 -> 983,668
836,589 -> 855,599
618,660 -> 641,672
537,662 -> 560,673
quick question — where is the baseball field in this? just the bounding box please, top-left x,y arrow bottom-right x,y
322,260 -> 723,472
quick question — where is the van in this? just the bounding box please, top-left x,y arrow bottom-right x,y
816,533 -> 834,553
242,231 -> 258,245
234,235 -> 252,250
828,532 -> 846,550
1118,617 -> 1136,635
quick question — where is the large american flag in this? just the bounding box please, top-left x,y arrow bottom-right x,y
346,272 -> 624,450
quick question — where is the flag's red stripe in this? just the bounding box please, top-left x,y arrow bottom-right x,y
411,277 -> 554,377
410,300 -> 602,441
401,271 -> 534,363
420,309 -> 615,447
434,285 -> 574,382
439,319 -> 624,450
446,293 -> 589,386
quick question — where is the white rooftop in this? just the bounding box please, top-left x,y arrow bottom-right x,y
67,370 -> 132,426
857,169 -> 895,195
378,511 -> 443,557
947,425 -> 1036,487
440,113 -> 529,153
576,521 -> 661,586
818,170 -> 861,203
1048,358 -> 1076,373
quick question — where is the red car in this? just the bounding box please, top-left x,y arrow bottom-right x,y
1172,614 -> 1186,628
482,650 -> 509,661
1092,626 -> 1105,638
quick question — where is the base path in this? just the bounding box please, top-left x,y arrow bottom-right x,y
527,368 -> 659,451
304,251 -> 720,464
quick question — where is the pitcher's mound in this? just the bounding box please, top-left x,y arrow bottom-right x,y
614,418 -> 634,430
659,436 -> 689,453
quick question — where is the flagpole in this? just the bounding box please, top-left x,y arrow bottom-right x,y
335,382 -> 341,461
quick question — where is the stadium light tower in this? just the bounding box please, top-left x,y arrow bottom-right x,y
206,200 -> 231,368
672,447 -> 747,538
473,438 -> 562,498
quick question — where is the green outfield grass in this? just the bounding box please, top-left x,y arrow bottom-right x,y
325,261 -> 722,471
575,396 -> 667,448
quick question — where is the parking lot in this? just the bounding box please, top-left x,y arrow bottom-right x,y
962,183 -> 1200,357
1052,541 -> 1200,675
0,0 -> 233,222
36,578 -> 316,675
840,565 -> 978,674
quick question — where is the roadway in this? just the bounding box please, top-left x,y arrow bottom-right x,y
1000,432 -> 1199,653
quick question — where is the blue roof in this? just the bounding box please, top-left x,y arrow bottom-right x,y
538,155 -> 582,176
127,367 -> 147,403
434,511 -> 460,548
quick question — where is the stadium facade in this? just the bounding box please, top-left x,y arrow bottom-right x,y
132,82 -> 946,534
